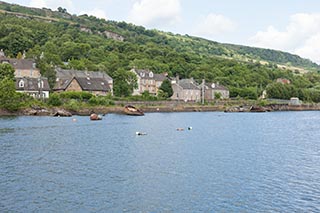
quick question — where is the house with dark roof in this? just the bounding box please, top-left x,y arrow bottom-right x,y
54,69 -> 113,96
0,52 -> 40,78
131,68 -> 167,96
16,77 -> 50,99
171,78 -> 201,102
203,82 -> 229,100
0,50 -> 50,98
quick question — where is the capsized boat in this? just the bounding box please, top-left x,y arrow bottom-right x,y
124,105 -> 144,116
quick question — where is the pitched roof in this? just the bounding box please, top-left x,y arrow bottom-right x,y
178,79 -> 200,90
75,77 -> 110,91
133,69 -> 166,81
15,77 -> 50,91
205,83 -> 228,91
56,68 -> 112,82
1,58 -> 37,70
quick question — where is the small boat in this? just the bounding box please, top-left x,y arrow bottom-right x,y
124,105 -> 144,116
250,106 -> 266,113
90,113 -> 102,120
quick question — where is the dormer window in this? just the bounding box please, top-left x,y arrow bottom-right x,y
19,80 -> 24,88
101,82 -> 105,85
149,72 -> 153,78
38,80 -> 44,88
140,72 -> 145,77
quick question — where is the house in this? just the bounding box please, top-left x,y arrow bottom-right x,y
171,78 -> 201,102
131,68 -> 167,96
203,82 -> 229,100
0,50 -> 50,98
54,68 -> 113,96
16,77 -> 50,99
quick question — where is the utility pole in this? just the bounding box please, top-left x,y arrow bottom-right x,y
202,79 -> 205,105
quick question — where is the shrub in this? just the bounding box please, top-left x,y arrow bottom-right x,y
48,93 -> 63,106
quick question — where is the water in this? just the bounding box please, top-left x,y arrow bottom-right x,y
1,112 -> 320,212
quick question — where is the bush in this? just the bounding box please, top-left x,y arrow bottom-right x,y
64,99 -> 81,111
59,91 -> 93,101
48,93 -> 63,106
88,96 -> 115,106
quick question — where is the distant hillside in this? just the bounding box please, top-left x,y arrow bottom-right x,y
0,0 -> 318,71
2,0 -> 320,101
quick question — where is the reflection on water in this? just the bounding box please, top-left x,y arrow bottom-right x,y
0,112 -> 320,212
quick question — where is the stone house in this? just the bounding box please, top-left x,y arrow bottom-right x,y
131,68 -> 167,96
54,69 -> 113,96
171,78 -> 201,102
0,50 -> 50,98
203,82 -> 229,100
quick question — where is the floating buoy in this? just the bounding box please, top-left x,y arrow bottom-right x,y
90,113 -> 102,120
72,118 -> 77,122
136,132 -> 147,136
188,127 -> 192,130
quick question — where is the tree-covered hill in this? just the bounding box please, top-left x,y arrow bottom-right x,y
1,1 -> 320,101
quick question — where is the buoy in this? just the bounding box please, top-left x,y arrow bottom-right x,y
188,127 -> 192,130
136,132 -> 147,136
72,118 -> 77,122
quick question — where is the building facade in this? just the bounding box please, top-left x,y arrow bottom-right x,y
131,68 -> 167,96
54,69 -> 113,96
0,50 -> 50,98
203,83 -> 229,100
171,78 -> 201,102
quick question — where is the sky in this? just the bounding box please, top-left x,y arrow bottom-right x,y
4,0 -> 320,64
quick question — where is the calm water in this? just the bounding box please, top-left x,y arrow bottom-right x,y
0,112 -> 320,212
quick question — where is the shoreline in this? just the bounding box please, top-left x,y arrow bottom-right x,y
1,103 -> 320,116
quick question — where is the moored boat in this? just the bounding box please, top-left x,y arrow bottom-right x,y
124,105 -> 144,116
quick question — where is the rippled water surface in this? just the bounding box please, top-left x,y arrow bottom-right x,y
1,112 -> 320,212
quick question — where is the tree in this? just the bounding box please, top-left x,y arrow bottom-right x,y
159,79 -> 173,98
0,63 -> 15,81
0,78 -> 20,111
112,68 -> 137,97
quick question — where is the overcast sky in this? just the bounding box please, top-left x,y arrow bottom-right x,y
4,0 -> 320,64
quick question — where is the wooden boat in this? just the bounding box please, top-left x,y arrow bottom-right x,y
124,105 -> 144,116
90,113 -> 102,120
250,106 -> 266,113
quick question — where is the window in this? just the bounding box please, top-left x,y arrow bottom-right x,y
149,72 -> 153,78
19,80 -> 24,88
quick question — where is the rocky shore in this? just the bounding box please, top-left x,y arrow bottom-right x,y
1,103 -> 320,116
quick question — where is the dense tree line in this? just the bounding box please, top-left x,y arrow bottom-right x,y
1,6 -> 320,102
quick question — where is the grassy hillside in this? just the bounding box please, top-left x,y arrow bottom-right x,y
1,1 -> 320,101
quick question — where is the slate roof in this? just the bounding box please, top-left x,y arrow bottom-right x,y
205,83 -> 228,91
54,69 -> 112,92
1,58 -> 37,70
75,77 -> 110,91
178,79 -> 200,90
56,68 -> 113,81
15,77 -> 50,91
133,69 -> 166,81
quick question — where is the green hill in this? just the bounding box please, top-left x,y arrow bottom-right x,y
1,1 -> 320,101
